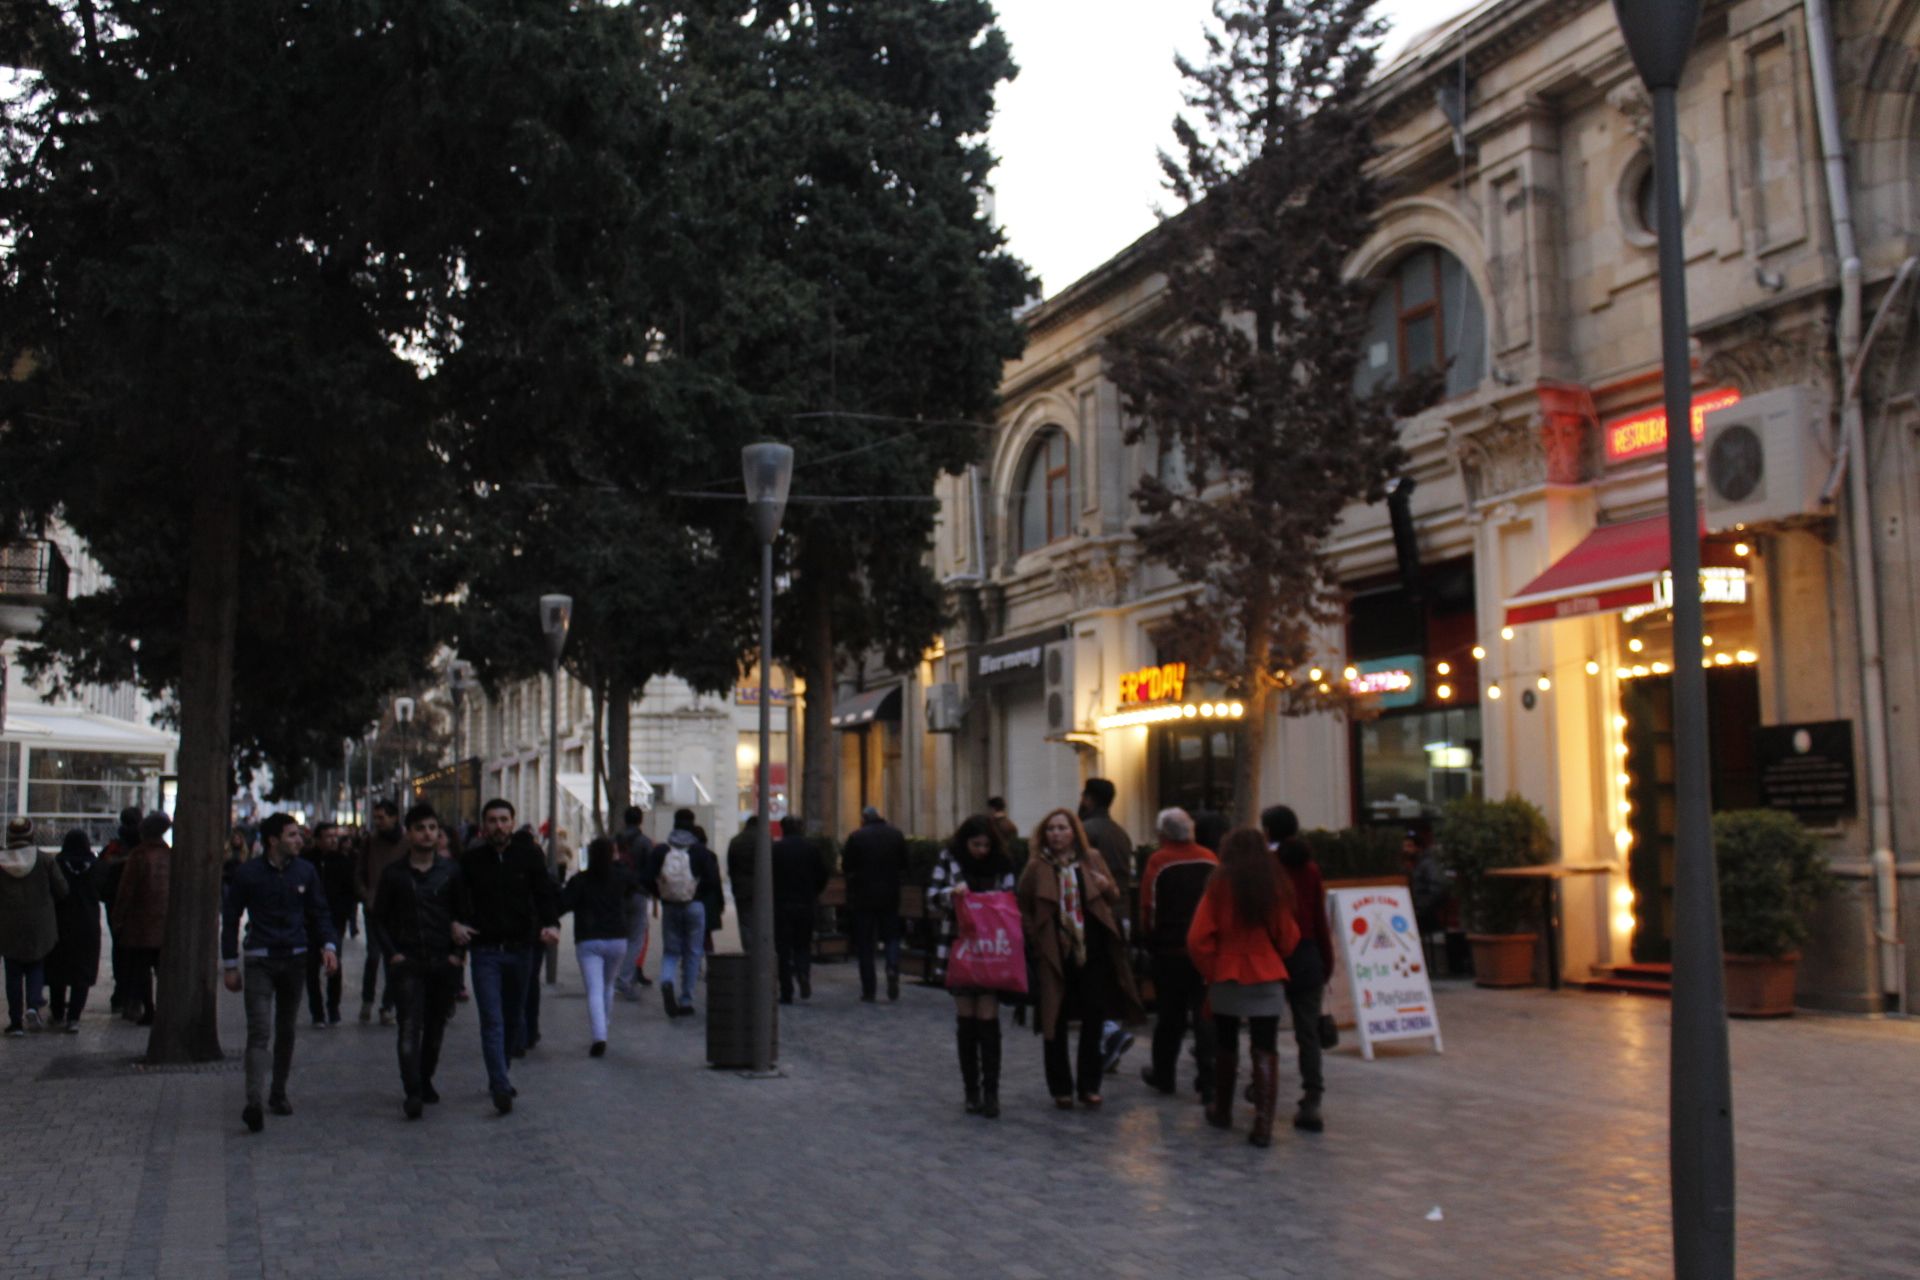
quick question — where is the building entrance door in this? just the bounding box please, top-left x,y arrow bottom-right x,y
1620,666 -> 1762,963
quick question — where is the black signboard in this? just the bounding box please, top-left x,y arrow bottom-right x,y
972,626 -> 1067,688
1756,720 -> 1857,821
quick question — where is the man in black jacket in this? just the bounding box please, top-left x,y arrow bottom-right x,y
771,817 -> 828,1003
222,812 -> 339,1134
377,804 -> 466,1119
842,806 -> 907,1001
302,822 -> 356,1028
450,798 -> 558,1114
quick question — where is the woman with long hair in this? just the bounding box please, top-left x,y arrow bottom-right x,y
1186,826 -> 1302,1147
927,815 -> 1016,1117
561,836 -> 638,1057
1016,807 -> 1141,1110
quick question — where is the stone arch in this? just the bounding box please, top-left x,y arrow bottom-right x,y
994,395 -> 1078,567
1850,0 -> 1920,253
1347,199 -> 1495,398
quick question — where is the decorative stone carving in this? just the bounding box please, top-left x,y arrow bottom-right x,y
1052,541 -> 1136,611
1607,80 -> 1652,143
1451,410 -> 1547,504
1698,311 -> 1836,397
1536,382 -> 1601,485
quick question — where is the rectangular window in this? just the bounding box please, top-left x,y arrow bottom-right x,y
23,748 -> 164,847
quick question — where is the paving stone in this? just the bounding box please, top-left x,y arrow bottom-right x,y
0,928 -> 1916,1278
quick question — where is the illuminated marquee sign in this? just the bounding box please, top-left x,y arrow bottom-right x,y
1604,388 -> 1741,465
1117,662 -> 1187,707
1619,566 -> 1749,623
1350,655 -> 1425,710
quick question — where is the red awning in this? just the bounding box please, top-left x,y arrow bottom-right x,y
1503,515 -> 1742,627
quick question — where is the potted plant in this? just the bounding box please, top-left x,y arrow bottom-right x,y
1714,810 -> 1833,1017
1437,794 -> 1554,987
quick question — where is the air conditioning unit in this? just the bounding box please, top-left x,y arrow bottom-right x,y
1044,643 -> 1074,734
925,682 -> 965,733
1702,385 -> 1828,532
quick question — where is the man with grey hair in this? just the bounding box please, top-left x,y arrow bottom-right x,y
1137,806 -> 1218,1102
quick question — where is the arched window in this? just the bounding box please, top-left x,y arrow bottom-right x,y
1016,427 -> 1072,553
1357,246 -> 1488,399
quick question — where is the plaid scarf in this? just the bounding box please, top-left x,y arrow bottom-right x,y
1040,845 -> 1087,968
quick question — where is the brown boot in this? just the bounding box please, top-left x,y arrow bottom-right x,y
1248,1049 -> 1280,1148
1206,1050 -> 1237,1129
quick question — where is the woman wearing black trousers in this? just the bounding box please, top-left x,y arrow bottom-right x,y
1017,808 -> 1141,1109
45,830 -> 100,1032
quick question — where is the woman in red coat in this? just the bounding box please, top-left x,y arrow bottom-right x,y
1186,826 -> 1301,1147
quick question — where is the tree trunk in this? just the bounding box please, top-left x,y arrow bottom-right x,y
799,561 -> 837,838
145,478 -> 240,1064
1232,600 -> 1275,827
605,670 -> 632,824
589,668 -> 606,837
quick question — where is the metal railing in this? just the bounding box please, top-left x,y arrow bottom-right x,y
0,539 -> 71,601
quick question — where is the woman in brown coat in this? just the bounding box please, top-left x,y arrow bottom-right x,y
1,818 -> 69,1034
109,812 -> 174,1025
1016,808 -> 1141,1109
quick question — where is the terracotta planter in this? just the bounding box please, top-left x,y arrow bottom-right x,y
1723,952 -> 1799,1018
1468,933 -> 1538,988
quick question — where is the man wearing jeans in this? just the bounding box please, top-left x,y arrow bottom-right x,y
642,811 -> 720,1018
612,807 -> 654,999
451,798 -> 558,1114
222,812 -> 338,1134
375,803 -> 466,1119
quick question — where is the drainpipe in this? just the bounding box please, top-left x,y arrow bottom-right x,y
1806,0 -> 1904,1012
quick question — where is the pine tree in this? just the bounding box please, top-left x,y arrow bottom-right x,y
1106,0 -> 1436,823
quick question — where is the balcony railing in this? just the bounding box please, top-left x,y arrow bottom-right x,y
0,539 -> 70,602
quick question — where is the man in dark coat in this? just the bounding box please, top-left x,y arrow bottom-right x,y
770,817 -> 828,1003
94,806 -> 141,1014
1078,778 -> 1137,1073
725,816 -> 759,952
841,806 -> 908,1001
301,822 -> 357,1027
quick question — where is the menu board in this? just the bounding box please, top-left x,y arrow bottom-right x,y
1328,886 -> 1443,1061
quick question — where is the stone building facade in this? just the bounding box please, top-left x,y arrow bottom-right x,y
873,0 -> 1920,1013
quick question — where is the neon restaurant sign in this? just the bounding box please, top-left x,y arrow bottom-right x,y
1117,662 -> 1187,707
1098,662 -> 1246,730
1604,388 -> 1741,465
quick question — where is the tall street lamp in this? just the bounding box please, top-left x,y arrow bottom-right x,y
393,696 -> 416,803
540,595 -> 572,874
363,724 -> 377,825
743,442 -> 794,1077
449,656 -> 478,841
1611,4 -> 1735,1277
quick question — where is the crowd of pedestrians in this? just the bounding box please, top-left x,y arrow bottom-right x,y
0,780 -> 1337,1150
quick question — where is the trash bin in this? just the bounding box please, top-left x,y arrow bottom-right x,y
706,953 -> 777,1069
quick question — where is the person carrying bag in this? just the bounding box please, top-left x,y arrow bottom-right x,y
928,816 -> 1019,1118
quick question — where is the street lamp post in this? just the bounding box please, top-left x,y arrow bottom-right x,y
1611,4 -> 1735,1277
539,596 -> 572,875
341,738 -> 353,828
393,697 -> 416,803
363,725 -> 377,825
742,442 -> 794,1076
449,657 -> 478,841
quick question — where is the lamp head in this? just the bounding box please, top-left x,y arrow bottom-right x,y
539,594 -> 572,662
741,442 -> 795,544
393,696 -> 415,725
448,658 -> 478,697
1612,0 -> 1701,90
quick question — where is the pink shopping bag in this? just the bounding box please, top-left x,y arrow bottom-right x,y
945,890 -> 1028,995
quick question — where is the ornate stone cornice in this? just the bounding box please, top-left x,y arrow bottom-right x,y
1050,538 -> 1138,613
1697,305 -> 1837,398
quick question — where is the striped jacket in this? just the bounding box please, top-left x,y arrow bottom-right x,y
927,850 -> 1016,970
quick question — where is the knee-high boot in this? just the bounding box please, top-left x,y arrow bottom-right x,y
978,1018 -> 1002,1119
956,1019 -> 982,1113
1207,1048 -> 1237,1130
1248,1049 -> 1280,1148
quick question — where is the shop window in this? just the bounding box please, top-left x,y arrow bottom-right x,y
1354,708 -> 1483,823
1017,427 -> 1073,553
0,742 -> 18,825
1357,246 -> 1488,400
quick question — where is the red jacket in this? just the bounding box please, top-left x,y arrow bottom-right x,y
1283,857 -> 1334,974
1186,883 -> 1302,987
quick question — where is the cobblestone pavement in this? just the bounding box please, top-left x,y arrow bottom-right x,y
1,923 -> 1915,1280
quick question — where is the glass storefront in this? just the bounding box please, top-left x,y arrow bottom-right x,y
22,747 -> 165,847
1154,720 -> 1240,817
1354,707 -> 1483,824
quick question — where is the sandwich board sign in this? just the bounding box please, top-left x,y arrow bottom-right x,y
1328,885 -> 1443,1060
